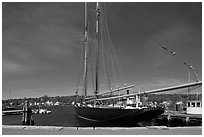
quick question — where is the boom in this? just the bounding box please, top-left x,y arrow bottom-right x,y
86,81 -> 202,102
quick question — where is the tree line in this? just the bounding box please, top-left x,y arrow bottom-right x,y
2,94 -> 202,107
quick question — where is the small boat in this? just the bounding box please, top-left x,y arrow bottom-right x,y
32,108 -> 51,114
2,106 -> 22,115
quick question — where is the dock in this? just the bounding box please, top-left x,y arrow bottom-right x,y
158,111 -> 202,126
2,125 -> 202,135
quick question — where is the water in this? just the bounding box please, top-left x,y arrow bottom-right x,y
3,105 -> 144,127
2,105 -> 200,127
3,106 -> 79,127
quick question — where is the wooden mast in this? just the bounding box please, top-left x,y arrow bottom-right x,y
94,2 -> 100,104
82,2 -> 88,101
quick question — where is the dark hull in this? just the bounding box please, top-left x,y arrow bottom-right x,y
75,106 -> 164,123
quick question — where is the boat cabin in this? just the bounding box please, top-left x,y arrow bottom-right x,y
186,100 -> 202,114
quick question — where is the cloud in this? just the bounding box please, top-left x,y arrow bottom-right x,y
2,59 -> 27,75
2,3 -> 83,78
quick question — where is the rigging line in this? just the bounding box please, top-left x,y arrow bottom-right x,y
100,5 -> 117,89
76,11 -> 86,97
188,85 -> 201,92
102,4 -> 117,85
109,4 -> 202,84
88,48 -> 95,94
101,24 -> 115,88
88,60 -> 95,94
101,20 -> 113,91
76,39 -> 83,85
100,25 -> 110,91
102,5 -> 127,86
106,23 -> 126,86
104,24 -> 122,86
102,18 -> 116,87
100,23 -> 108,90
184,62 -> 200,82
109,5 -> 162,46
100,7 -> 114,89
104,4 -> 128,88
88,25 -> 96,93
108,4 -> 176,56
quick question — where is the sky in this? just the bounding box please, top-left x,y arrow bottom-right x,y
2,2 -> 202,99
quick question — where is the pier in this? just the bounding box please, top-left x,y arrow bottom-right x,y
2,125 -> 202,135
157,111 -> 202,126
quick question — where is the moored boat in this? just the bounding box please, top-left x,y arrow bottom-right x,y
74,2 -> 201,123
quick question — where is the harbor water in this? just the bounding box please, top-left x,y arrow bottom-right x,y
2,105 -> 201,127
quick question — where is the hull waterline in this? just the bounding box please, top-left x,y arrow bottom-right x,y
75,106 -> 164,123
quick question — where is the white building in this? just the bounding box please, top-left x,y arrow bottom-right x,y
186,100 -> 202,114
54,101 -> 60,106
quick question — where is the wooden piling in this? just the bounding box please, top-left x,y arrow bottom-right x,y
186,117 -> 190,126
22,101 -> 34,126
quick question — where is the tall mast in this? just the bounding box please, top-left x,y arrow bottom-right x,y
82,2 -> 88,100
95,2 -> 100,98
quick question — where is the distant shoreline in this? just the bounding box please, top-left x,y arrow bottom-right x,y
2,125 -> 202,135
